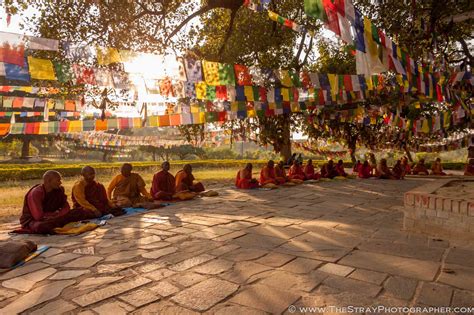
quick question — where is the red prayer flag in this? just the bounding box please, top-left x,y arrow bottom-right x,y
216,86 -> 227,100
234,64 -> 252,86
323,0 -> 341,36
343,75 -> 353,91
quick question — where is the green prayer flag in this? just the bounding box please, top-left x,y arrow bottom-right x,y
371,23 -> 380,44
289,71 -> 301,87
304,0 -> 328,22
53,61 -> 75,83
218,63 -> 235,85
206,85 -> 216,100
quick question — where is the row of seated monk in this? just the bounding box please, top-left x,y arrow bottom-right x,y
353,157 -> 474,178
236,159 -> 348,189
20,162 -> 204,234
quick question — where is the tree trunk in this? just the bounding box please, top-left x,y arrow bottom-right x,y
349,146 -> 356,163
279,115 -> 292,162
404,145 -> 414,162
21,137 -> 31,159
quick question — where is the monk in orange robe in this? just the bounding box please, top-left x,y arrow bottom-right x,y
288,160 -> 306,180
275,161 -> 288,184
304,159 -> 320,180
235,163 -> 259,189
358,161 -> 372,178
412,159 -> 429,175
107,163 -> 152,207
151,161 -> 176,200
335,160 -> 348,177
72,166 -> 117,217
464,159 -> 474,176
175,164 -> 205,193
431,158 -> 446,175
376,159 -> 397,179
260,160 -> 284,185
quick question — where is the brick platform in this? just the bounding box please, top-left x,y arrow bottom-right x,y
403,178 -> 474,240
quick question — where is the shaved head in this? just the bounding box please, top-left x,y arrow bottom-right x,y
162,161 -> 170,172
121,163 -> 133,177
43,170 -> 61,181
183,164 -> 192,174
81,166 -> 95,175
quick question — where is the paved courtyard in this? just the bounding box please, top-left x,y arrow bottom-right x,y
0,178 -> 473,314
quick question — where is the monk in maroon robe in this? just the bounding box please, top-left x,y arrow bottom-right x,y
358,161 -> 372,178
304,159 -> 320,180
20,171 -> 94,234
335,160 -> 348,177
288,160 -> 306,180
412,159 -> 429,175
151,161 -> 176,200
464,159 -> 474,176
321,160 -> 339,179
236,163 -> 259,189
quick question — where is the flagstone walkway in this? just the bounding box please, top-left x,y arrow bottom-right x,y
0,178 -> 473,314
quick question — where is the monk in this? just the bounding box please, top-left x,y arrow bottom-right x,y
275,161 -> 288,183
288,160 -> 306,180
235,163 -> 259,189
352,160 -> 361,174
431,158 -> 447,175
107,163 -> 152,207
20,171 -> 93,234
368,153 -> 377,175
321,160 -> 339,179
260,160 -> 285,185
392,160 -> 405,179
175,164 -> 205,193
72,166 -> 118,217
412,159 -> 429,175
335,160 -> 348,177
304,159 -> 320,180
464,159 -> 474,176
376,158 -> 396,179
401,156 -> 411,175
151,161 -> 176,200
358,161 -> 372,178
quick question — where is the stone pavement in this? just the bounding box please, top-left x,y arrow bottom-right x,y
0,178 -> 473,314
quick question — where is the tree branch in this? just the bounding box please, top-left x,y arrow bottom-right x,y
218,8 -> 238,60
165,5 -> 213,44
458,38 -> 474,67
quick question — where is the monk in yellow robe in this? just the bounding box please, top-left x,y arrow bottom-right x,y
72,166 -> 116,217
236,163 -> 259,189
107,163 -> 152,207
175,164 -> 205,193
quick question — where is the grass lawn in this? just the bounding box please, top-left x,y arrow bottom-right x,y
0,166 -> 240,222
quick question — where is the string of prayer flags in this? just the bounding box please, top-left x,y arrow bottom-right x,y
267,11 -> 304,33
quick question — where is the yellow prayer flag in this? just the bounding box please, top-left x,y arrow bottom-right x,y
96,47 -> 121,65
247,109 -> 256,118
281,88 -> 290,102
195,82 -> 207,100
278,70 -> 292,87
148,116 -> 159,127
132,118 -> 142,128
421,119 -> 429,133
68,120 -> 83,132
191,103 -> 200,113
231,102 -> 239,112
269,102 -> 276,110
38,122 -> 49,135
202,61 -> 220,86
290,102 -> 300,112
27,56 -> 57,81
365,76 -> 373,90
268,11 -> 279,22
327,74 -> 338,97
244,86 -> 254,101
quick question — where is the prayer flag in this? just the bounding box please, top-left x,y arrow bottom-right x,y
218,63 -> 235,85
27,36 -> 59,51
27,57 -> 57,80
5,61 -> 30,81
96,46 -> 121,65
202,60 -> 220,86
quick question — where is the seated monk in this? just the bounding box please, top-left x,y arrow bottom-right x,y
352,160 -> 361,174
288,160 -> 306,180
275,161 -> 288,184
304,159 -> 320,180
401,156 -> 411,175
235,163 -> 259,189
392,160 -> 405,179
175,164 -> 205,193
107,163 -> 152,207
321,160 -> 339,179
464,158 -> 474,176
335,160 -> 348,177
151,161 -> 176,200
431,158 -> 447,176
20,171 -> 95,234
412,159 -> 429,175
260,160 -> 285,185
376,159 -> 397,179
72,166 -> 119,217
358,161 -> 372,179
